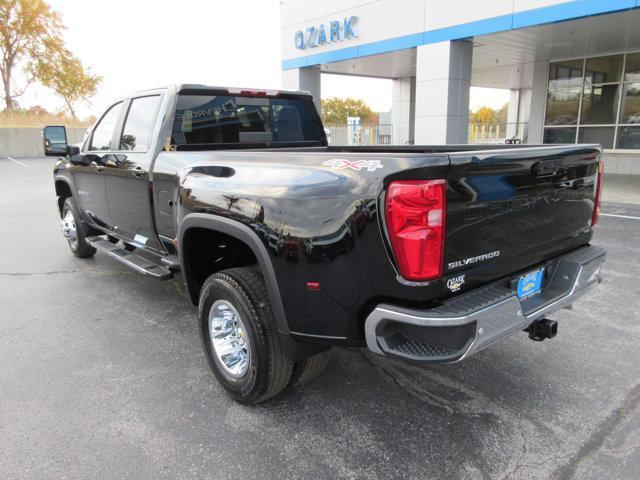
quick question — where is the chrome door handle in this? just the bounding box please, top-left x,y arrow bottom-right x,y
132,169 -> 146,177
96,165 -> 104,172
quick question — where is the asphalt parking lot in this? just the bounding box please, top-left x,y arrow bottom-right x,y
1,156 -> 639,480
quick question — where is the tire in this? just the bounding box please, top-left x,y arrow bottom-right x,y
61,197 -> 96,258
288,351 -> 329,388
198,267 -> 293,404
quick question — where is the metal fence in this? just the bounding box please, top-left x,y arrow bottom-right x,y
325,124 -> 393,146
469,122 -> 529,144
324,123 -> 528,146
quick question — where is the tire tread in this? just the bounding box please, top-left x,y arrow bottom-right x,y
199,267 -> 292,404
63,197 -> 96,258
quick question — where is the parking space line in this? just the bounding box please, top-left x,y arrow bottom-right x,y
601,213 -> 640,221
5,156 -> 30,168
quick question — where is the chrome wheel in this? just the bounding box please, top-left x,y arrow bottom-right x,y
208,300 -> 250,378
61,209 -> 78,249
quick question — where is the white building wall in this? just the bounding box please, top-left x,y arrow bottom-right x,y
423,0 -> 513,30
281,0 -> 576,66
282,66 -> 322,111
414,41 -> 472,144
518,88 -> 532,143
506,89 -> 520,139
528,60 -> 549,144
391,77 -> 415,145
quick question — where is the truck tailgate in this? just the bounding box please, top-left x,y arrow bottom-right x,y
443,145 -> 601,295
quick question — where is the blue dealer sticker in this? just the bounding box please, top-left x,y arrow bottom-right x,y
517,268 -> 544,299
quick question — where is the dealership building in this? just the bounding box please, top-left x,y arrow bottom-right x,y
280,0 -> 640,174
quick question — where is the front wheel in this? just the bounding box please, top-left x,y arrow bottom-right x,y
61,197 -> 96,258
198,267 -> 293,404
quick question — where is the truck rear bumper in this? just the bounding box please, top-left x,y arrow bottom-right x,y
364,245 -> 606,364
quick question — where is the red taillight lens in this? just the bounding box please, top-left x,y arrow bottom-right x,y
384,179 -> 446,281
592,159 -> 603,227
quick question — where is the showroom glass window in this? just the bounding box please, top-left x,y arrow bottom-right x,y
544,53 -> 640,149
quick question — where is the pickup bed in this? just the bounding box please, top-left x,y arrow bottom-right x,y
45,84 -> 605,404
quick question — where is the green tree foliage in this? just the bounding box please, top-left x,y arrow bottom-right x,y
0,0 -> 63,109
36,49 -> 102,119
321,97 -> 379,124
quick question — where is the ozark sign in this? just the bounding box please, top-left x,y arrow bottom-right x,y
294,16 -> 358,50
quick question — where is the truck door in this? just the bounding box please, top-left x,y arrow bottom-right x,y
104,94 -> 164,252
73,101 -> 124,228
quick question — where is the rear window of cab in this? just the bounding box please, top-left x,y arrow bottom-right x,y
171,94 -> 325,149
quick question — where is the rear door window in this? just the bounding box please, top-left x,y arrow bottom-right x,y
120,95 -> 161,151
89,102 -> 123,151
171,94 -> 324,148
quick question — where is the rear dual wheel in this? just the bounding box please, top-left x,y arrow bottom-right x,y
198,267 -> 328,404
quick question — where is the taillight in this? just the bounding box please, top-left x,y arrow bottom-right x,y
384,179 -> 446,281
592,159 -> 603,227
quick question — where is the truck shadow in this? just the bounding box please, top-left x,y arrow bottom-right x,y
78,254 -> 623,480
216,341 -> 573,479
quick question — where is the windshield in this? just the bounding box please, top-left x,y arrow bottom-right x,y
171,93 -> 325,149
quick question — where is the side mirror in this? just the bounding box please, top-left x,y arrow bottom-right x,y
43,125 -> 69,156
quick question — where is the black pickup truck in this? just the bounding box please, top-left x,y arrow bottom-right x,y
44,84 -> 606,404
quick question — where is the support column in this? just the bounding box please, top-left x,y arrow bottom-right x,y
391,77 -> 415,145
528,60 -> 549,144
282,66 -> 321,112
518,88 -> 532,143
414,40 -> 472,144
506,89 -> 520,140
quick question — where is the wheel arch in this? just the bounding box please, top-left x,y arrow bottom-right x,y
54,177 -> 73,216
179,214 -> 289,331
178,214 -> 329,361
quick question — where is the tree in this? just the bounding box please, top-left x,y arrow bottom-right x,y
26,103 -> 46,116
469,103 -> 508,125
474,106 -> 495,124
0,0 -> 64,110
36,49 -> 102,119
494,103 -> 508,124
321,97 -> 378,124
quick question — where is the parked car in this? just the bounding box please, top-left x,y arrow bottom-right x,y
45,84 -> 605,404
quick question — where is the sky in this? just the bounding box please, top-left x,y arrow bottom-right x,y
18,0 -> 508,119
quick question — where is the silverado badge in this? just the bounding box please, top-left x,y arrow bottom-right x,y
448,250 -> 501,270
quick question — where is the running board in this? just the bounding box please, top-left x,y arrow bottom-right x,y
87,237 -> 173,280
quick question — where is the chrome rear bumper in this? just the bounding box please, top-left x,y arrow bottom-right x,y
365,245 -> 606,363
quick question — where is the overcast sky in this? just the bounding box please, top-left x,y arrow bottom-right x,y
19,0 -> 507,119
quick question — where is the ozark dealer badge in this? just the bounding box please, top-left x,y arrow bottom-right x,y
446,274 -> 466,293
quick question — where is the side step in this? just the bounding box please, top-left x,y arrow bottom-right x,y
87,237 -> 173,280
160,254 -> 180,271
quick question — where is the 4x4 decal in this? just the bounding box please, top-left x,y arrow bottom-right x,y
322,159 -> 383,172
